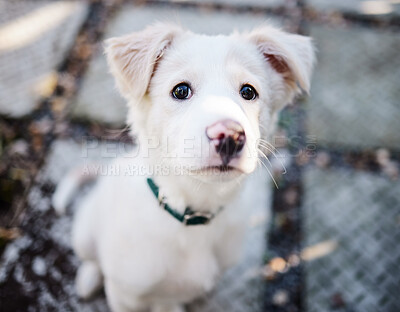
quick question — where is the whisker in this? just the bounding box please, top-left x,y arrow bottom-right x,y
257,156 -> 279,189
257,141 -> 280,158
258,139 -> 280,155
258,149 -> 273,168
259,141 -> 288,166
103,125 -> 132,141
257,142 -> 287,174
258,142 -> 284,161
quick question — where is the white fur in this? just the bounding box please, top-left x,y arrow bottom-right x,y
53,23 -> 314,312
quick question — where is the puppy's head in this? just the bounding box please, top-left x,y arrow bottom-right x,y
105,23 -> 315,182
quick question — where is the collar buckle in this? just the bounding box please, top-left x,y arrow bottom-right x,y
183,209 -> 214,226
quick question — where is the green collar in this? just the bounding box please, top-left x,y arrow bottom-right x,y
147,178 -> 222,226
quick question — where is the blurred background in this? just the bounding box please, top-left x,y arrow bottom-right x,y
0,0 -> 399,311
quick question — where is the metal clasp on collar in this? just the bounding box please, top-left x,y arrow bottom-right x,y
183,209 -> 214,226
158,192 -> 166,207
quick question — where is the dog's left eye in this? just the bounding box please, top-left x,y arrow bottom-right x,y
172,83 -> 192,100
240,84 -> 258,101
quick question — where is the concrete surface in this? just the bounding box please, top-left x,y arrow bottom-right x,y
154,0 -> 282,8
306,24 -> 400,149
72,4 -> 282,125
303,167 -> 400,312
0,1 -> 88,117
307,0 -> 400,16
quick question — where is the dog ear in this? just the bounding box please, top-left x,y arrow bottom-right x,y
247,26 -> 315,99
105,23 -> 182,100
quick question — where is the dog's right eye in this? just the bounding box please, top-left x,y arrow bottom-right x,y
172,83 -> 192,100
240,84 -> 258,101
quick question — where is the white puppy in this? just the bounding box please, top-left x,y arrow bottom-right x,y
53,23 -> 314,312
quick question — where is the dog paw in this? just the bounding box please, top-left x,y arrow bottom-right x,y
151,303 -> 185,312
76,261 -> 103,299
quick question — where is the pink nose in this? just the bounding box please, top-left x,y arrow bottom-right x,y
206,119 -> 246,165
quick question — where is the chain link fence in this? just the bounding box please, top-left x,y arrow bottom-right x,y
300,4 -> 400,311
